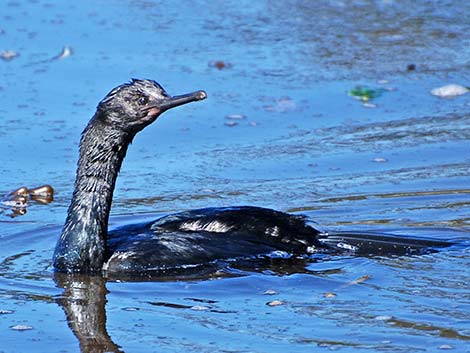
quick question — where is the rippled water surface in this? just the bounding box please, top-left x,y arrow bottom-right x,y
0,1 -> 469,352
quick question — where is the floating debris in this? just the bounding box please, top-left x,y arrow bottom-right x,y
338,274 -> 372,290
263,289 -> 278,295
406,64 -> 416,71
209,60 -> 231,70
438,344 -> 454,350
430,84 -> 469,98
375,315 -> 392,321
10,186 -> 29,197
1,187 -> 28,217
266,300 -> 284,307
10,324 -> 33,331
350,275 -> 371,285
226,114 -> 246,120
224,121 -> 238,127
0,50 -> 19,61
55,45 -> 73,60
349,86 -> 386,102
29,184 -> 54,203
190,305 -> 210,311
362,102 -> 377,108
24,45 -> 73,67
1,185 -> 54,217
324,292 -> 337,298
0,309 -> 14,315
372,157 -> 388,163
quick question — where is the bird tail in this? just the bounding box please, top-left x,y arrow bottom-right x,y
317,231 -> 454,256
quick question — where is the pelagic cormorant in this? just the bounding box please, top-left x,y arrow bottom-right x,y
53,79 -> 450,277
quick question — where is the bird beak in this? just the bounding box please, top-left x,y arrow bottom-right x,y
159,90 -> 207,112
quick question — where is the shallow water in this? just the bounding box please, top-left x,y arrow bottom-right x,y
0,1 -> 469,352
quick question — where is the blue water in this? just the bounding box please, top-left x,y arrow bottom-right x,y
0,1 -> 469,352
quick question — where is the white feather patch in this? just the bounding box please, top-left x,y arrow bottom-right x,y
179,220 -> 233,233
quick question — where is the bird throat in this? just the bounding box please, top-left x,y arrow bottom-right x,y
54,116 -> 130,273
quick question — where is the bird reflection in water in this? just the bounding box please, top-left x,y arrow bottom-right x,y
55,273 -> 122,353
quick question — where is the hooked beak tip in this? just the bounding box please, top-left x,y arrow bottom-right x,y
196,90 -> 208,101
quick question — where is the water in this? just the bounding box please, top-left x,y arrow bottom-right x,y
0,0 -> 469,352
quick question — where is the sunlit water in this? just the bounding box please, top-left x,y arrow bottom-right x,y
0,1 -> 469,352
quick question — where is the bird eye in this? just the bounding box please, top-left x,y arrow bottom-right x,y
138,96 -> 148,105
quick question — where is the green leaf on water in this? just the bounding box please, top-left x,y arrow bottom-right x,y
349,86 -> 386,101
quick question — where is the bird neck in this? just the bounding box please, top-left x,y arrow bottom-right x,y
54,114 -> 132,273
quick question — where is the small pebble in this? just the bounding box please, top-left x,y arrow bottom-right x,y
431,84 -> 469,98
263,289 -> 278,295
10,324 -> 33,331
266,300 -> 284,307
